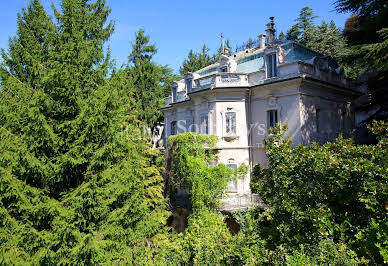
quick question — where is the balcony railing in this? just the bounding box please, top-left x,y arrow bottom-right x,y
164,61 -> 351,106
191,72 -> 249,93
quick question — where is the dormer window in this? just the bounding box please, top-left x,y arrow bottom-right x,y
220,66 -> 227,72
267,53 -> 277,78
172,87 -> 177,102
185,79 -> 192,92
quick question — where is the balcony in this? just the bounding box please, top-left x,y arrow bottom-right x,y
164,60 -> 351,106
191,72 -> 249,93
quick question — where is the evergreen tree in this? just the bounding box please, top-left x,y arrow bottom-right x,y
335,0 -> 388,120
179,41 -> 231,76
304,20 -> 346,58
286,6 -> 318,44
0,1 -> 169,263
179,44 -> 212,76
125,29 -> 175,133
285,6 -> 345,59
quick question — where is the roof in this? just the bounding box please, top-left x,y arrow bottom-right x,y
190,40 -> 335,78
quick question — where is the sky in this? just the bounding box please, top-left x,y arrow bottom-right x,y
0,0 -> 350,74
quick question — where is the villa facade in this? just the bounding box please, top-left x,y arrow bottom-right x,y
162,19 -> 360,210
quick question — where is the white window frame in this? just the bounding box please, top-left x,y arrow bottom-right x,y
267,109 -> 278,131
225,112 -> 236,136
227,164 -> 238,192
200,114 -> 209,135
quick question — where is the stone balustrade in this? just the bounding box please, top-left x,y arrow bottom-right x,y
164,61 -> 350,106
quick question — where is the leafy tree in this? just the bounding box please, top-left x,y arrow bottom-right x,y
251,122 -> 388,264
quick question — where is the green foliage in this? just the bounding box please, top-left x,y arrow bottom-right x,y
251,123 -> 388,264
335,0 -> 388,120
179,44 -> 213,76
179,41 -> 231,76
0,0 -> 169,264
304,20 -> 346,58
123,29 -> 177,132
167,133 -> 232,210
286,7 -> 318,43
1,1 -> 386,264
271,239 -> 362,266
286,6 -> 345,59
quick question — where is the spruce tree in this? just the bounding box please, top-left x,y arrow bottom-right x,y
304,20 -> 346,58
125,29 -> 175,133
286,6 -> 318,44
285,6 -> 345,59
179,41 -> 230,76
0,1 -> 169,263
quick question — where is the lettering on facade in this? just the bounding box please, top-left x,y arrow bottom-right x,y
221,75 -> 241,83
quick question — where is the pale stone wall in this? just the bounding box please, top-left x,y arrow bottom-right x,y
250,79 -> 303,167
162,35 -> 359,211
299,81 -> 354,145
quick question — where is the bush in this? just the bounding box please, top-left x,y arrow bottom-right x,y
251,122 -> 387,264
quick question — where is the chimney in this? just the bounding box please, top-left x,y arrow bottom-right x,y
265,16 -> 276,45
259,34 -> 266,49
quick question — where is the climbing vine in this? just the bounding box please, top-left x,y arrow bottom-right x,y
166,132 -> 247,211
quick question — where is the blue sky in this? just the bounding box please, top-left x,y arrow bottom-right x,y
0,0 -> 350,74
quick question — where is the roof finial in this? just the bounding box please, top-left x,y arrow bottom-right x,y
221,33 -> 225,55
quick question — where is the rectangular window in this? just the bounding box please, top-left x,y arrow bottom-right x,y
267,53 -> 277,78
225,112 -> 236,135
316,109 -> 320,133
227,164 -> 237,192
267,110 -> 278,130
200,114 -> 208,135
220,66 -> 227,72
171,121 -> 177,135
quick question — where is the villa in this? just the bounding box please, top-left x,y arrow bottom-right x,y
162,18 -> 360,210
